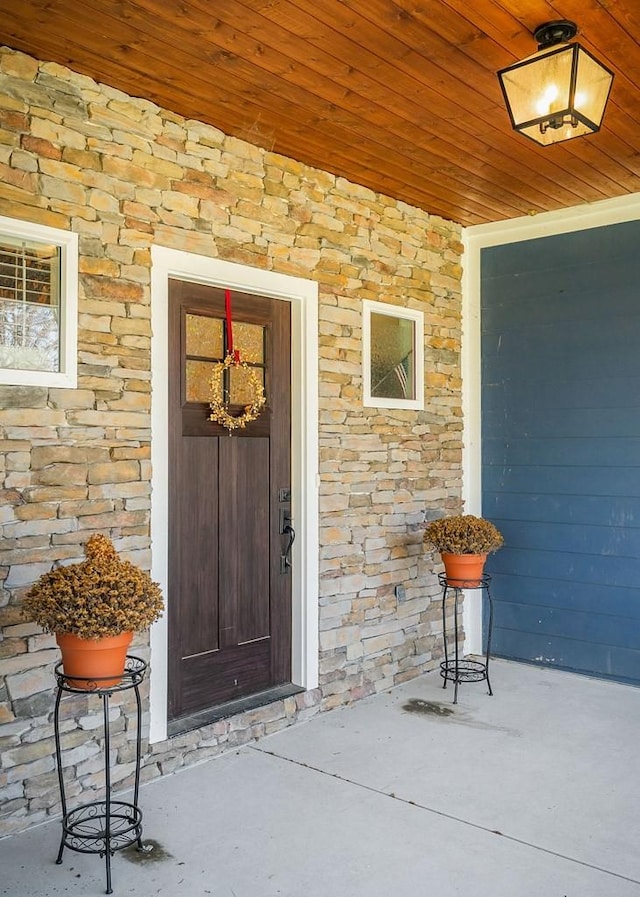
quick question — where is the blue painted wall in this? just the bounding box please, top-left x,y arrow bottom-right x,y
481,219 -> 640,683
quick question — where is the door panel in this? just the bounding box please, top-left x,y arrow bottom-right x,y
177,437 -> 219,658
168,279 -> 292,721
218,436 -> 270,646
181,640 -> 272,712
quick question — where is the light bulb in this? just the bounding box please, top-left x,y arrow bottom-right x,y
536,83 -> 559,115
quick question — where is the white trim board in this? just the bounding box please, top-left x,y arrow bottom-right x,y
149,247 -> 319,744
461,192 -> 640,655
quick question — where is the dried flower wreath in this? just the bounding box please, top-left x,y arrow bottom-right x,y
209,353 -> 266,431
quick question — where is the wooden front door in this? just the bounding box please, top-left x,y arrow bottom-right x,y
168,279 -> 292,722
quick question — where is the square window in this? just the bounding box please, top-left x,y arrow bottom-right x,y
0,216 -> 77,388
363,300 -> 424,409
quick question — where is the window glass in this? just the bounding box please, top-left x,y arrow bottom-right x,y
370,312 -> 415,400
185,314 -> 223,359
186,360 -> 218,403
0,238 -> 60,373
184,312 -> 266,406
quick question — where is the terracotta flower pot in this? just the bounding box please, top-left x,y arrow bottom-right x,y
55,631 -> 133,689
441,553 -> 487,587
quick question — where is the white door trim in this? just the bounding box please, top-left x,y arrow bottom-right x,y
149,247 -> 319,744
462,192 -> 640,654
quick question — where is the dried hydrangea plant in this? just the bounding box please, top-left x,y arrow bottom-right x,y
22,534 -> 164,640
423,515 -> 504,555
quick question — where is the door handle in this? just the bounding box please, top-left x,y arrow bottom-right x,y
280,521 -> 295,574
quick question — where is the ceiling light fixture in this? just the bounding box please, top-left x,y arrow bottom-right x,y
497,20 -> 614,146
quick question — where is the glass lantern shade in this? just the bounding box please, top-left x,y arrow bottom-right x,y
498,42 -> 614,146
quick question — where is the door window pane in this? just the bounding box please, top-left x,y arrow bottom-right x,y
184,311 -> 266,406
229,364 -> 265,405
186,360 -> 219,403
185,314 -> 223,359
233,321 -> 264,363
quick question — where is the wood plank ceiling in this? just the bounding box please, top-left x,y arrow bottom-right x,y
1,0 -> 640,226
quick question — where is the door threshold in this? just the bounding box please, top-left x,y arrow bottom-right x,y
167,684 -> 305,738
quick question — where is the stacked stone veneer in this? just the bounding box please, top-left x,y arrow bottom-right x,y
0,47 -> 463,835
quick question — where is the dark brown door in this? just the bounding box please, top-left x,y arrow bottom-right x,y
168,279 -> 292,722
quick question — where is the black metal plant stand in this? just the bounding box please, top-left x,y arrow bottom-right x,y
53,656 -> 148,895
438,572 -> 494,704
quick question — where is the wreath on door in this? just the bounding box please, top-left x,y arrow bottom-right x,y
209,354 -> 266,431
208,290 -> 266,432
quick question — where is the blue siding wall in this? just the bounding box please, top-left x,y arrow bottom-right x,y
481,220 -> 640,683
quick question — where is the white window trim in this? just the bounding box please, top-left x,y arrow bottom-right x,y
0,215 -> 78,388
362,299 -> 424,410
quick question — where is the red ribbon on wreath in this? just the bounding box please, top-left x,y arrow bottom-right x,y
209,288 -> 266,432
225,289 -> 241,363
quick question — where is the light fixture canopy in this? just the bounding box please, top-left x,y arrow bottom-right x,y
498,20 -> 614,146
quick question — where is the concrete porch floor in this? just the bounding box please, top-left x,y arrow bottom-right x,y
2,659 -> 639,897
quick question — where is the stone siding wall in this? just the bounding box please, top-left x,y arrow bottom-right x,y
0,48 -> 463,835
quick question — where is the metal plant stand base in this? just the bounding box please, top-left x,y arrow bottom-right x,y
53,656 -> 147,894
438,572 -> 494,704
